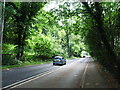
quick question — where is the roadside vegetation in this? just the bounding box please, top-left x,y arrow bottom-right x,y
2,60 -> 52,69
1,2 -> 120,82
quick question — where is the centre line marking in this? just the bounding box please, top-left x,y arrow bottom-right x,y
3,61 -> 77,89
3,58 -> 86,90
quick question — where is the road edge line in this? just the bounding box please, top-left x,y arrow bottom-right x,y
79,61 -> 89,88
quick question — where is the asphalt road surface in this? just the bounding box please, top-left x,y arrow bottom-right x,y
2,57 -> 109,89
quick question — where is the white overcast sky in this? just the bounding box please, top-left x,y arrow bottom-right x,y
43,1 -> 81,26
43,0 -> 78,11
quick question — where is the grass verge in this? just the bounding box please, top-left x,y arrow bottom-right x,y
1,60 -> 52,70
1,57 -> 75,70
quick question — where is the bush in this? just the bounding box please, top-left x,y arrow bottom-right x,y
2,54 -> 23,65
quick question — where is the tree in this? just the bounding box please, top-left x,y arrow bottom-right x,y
82,2 -> 120,82
3,2 -> 46,60
50,2 -> 81,58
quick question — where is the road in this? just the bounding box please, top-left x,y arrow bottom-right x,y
2,57 -> 109,89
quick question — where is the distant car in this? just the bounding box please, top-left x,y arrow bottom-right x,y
53,56 -> 66,65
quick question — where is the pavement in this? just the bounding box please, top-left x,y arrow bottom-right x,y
83,60 -> 109,88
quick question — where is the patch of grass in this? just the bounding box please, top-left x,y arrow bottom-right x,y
2,60 -> 52,70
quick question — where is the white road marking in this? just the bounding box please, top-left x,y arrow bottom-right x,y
79,61 -> 89,88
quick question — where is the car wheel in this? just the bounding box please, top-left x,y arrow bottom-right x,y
53,63 -> 55,65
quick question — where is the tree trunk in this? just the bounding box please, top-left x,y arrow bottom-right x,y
15,16 -> 24,60
66,34 -> 71,58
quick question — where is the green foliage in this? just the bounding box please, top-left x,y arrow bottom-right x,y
27,33 -> 53,57
3,2 -> 86,65
82,2 -> 120,82
2,55 -> 23,65
2,43 -> 16,54
3,2 -> 46,60
2,43 -> 22,65
3,2 -> 120,83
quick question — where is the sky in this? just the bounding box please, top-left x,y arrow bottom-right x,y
43,1 -> 80,26
43,0 -> 78,11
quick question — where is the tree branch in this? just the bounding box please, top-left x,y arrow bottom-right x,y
82,2 -> 95,18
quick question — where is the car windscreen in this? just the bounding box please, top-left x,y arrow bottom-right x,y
54,58 -> 61,60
